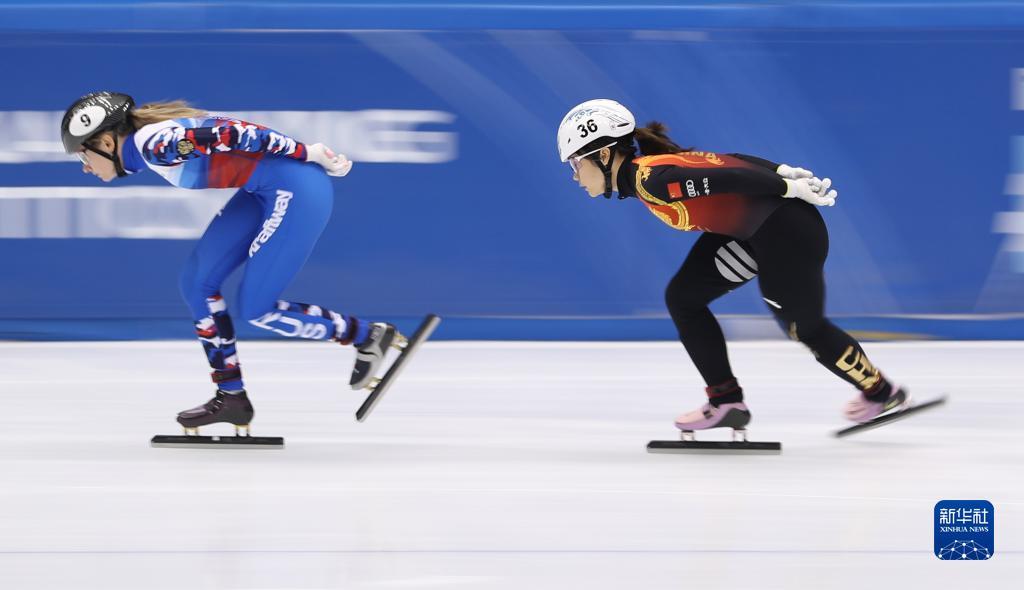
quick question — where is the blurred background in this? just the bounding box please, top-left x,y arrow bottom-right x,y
0,0 -> 1022,341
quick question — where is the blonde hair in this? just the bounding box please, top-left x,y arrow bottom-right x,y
130,100 -> 207,130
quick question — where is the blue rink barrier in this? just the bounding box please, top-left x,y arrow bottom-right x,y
0,1 -> 1022,341
5,1 -> 1024,31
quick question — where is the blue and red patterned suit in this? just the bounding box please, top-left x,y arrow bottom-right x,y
133,116 -> 308,188
121,114 -> 367,391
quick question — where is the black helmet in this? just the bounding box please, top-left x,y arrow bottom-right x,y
61,91 -> 135,153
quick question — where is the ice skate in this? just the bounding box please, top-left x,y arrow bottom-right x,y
152,390 -> 283,449
176,389 -> 255,435
843,384 -> 911,423
836,385 -> 947,438
354,314 -> 441,422
648,401 -> 781,454
675,401 -> 752,436
350,322 -> 407,391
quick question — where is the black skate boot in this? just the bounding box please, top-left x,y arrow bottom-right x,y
176,389 -> 255,436
349,322 -> 405,390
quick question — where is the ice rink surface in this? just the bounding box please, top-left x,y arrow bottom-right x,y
0,339 -> 1020,589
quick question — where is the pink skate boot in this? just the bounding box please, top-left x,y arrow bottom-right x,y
675,402 -> 752,440
649,380 -> 780,453
844,381 -> 911,424
674,379 -> 751,442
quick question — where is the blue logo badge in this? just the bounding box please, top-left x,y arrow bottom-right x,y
934,500 -> 994,560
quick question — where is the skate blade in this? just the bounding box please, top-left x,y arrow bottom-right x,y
356,313 -> 441,422
834,395 -> 948,438
647,440 -> 782,454
151,435 -> 284,449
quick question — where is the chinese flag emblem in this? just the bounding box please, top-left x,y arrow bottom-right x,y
667,182 -> 683,199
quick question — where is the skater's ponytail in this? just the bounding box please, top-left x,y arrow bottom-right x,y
130,100 -> 207,130
608,121 -> 693,161
633,121 -> 689,155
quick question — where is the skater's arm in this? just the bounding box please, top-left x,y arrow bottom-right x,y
728,154 -> 823,186
726,153 -> 779,171
139,120 -> 351,176
139,120 -> 307,166
638,157 -> 788,203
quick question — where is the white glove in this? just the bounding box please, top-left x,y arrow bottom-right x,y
807,176 -> 833,200
782,177 -> 836,207
776,163 -> 814,180
305,142 -> 353,177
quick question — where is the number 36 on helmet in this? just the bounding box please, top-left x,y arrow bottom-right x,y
556,98 -> 636,163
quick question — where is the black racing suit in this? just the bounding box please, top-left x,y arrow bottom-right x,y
616,151 -> 889,403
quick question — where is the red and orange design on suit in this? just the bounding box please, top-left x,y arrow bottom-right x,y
632,152 -> 788,240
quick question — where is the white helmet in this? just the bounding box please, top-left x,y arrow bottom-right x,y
557,99 -> 636,162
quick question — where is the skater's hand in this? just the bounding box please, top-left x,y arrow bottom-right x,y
776,163 -> 814,180
779,164 -> 836,205
306,143 -> 353,177
807,176 -> 836,202
782,177 -> 836,207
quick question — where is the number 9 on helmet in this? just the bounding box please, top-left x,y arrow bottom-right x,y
60,91 -> 135,154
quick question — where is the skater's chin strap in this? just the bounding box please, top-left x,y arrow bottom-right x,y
84,136 -> 129,178
591,149 -> 625,200
211,367 -> 242,384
